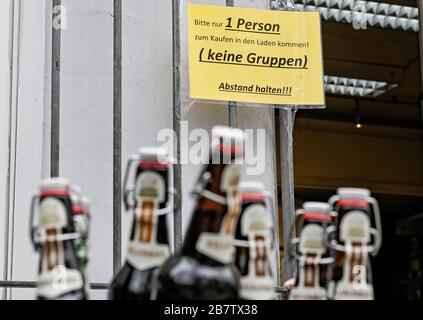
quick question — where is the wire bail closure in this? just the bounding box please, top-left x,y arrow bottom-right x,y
29,184 -> 83,251
232,190 -> 277,251
123,153 -> 177,216
290,208 -> 337,262
326,194 -> 382,256
190,170 -> 228,205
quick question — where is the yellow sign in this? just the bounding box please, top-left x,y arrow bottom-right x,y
187,4 -> 325,106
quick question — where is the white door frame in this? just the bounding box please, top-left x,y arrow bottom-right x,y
1,0 -> 46,300
0,0 -> 14,299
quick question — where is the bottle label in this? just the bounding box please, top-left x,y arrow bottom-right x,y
239,233 -> 275,300
328,272 -> 373,300
333,282 -> 374,300
289,286 -> 327,300
332,242 -> 373,300
126,191 -> 170,270
290,256 -> 328,300
240,276 -> 276,300
127,241 -> 170,270
196,233 -> 234,264
37,268 -> 83,299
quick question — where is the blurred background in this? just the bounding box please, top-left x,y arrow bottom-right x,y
0,0 -> 422,300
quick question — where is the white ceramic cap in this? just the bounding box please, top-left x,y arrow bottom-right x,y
302,201 -> 331,213
238,181 -> 265,195
337,187 -> 370,200
211,126 -> 244,152
138,146 -> 169,164
40,177 -> 70,191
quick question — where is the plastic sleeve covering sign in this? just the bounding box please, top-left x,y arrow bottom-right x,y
187,4 -> 325,106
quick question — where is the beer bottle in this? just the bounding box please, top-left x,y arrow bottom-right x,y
327,188 -> 382,300
30,178 -> 87,300
407,237 -> 422,299
234,182 -> 276,300
289,202 -> 335,300
109,147 -> 172,300
155,126 -> 245,300
72,193 -> 92,298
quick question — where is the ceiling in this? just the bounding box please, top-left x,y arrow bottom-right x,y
297,0 -> 423,128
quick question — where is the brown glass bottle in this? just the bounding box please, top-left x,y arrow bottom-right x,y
31,178 -> 87,300
234,182 -> 276,300
289,202 -> 333,300
109,148 -> 171,300
155,127 -> 244,300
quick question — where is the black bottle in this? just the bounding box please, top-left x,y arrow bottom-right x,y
109,147 -> 172,300
289,202 -> 334,300
155,126 -> 244,300
234,182 -> 276,300
30,178 -> 87,300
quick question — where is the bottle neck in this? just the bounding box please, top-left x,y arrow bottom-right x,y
296,253 -> 320,288
341,242 -> 368,284
38,233 -> 81,274
37,195 -> 80,274
40,229 -> 64,272
181,160 -> 241,262
129,197 -> 169,245
247,233 -> 272,278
